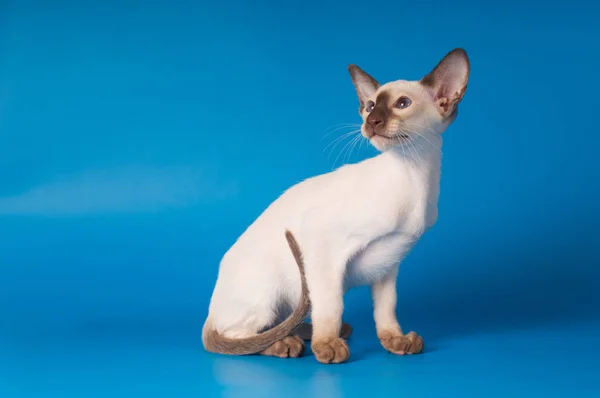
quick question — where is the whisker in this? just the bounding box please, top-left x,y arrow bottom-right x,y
342,135 -> 358,165
324,122 -> 362,133
321,123 -> 362,141
399,134 -> 408,164
400,126 -> 441,152
410,136 -> 427,158
407,137 -> 424,166
345,134 -> 363,164
332,132 -> 361,169
406,137 -> 416,163
323,129 -> 360,155
402,120 -> 437,134
402,121 -> 438,137
358,134 -> 367,152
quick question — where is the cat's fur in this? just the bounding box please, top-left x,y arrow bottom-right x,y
202,230 -> 311,356
202,48 -> 470,364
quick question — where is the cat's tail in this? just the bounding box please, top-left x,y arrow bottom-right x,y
202,230 -> 311,355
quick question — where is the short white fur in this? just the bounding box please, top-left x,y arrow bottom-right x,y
203,48 -> 470,359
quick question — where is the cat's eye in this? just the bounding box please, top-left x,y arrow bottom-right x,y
365,100 -> 375,113
396,96 -> 412,109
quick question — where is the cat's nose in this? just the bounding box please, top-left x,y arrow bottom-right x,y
367,115 -> 384,131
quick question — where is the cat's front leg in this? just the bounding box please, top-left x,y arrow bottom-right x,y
304,250 -> 350,364
371,266 -> 424,355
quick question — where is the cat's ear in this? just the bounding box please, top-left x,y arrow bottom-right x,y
348,64 -> 380,106
420,48 -> 470,118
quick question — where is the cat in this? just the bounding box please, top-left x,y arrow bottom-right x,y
202,48 -> 470,364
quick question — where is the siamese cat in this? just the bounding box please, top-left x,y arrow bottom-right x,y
203,48 -> 470,364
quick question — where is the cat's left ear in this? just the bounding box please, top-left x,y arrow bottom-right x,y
348,64 -> 380,107
420,48 -> 470,118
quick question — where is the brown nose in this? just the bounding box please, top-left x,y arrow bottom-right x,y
366,114 -> 384,131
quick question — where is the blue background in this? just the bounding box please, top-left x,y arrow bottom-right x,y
1,0 -> 599,396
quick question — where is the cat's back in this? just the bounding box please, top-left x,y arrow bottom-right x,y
221,159 -> 377,264
260,158 -> 376,216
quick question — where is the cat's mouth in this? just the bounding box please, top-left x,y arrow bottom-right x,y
372,133 -> 409,141
367,131 -> 411,151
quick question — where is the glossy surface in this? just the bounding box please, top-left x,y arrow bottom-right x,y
2,0 -> 600,397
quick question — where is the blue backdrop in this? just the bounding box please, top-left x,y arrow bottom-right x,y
1,0 -> 599,397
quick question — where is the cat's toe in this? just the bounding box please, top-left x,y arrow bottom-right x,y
260,335 -> 305,358
283,335 -> 305,358
312,337 -> 350,364
379,330 -> 424,355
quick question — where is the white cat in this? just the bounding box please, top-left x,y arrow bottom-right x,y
202,49 -> 470,364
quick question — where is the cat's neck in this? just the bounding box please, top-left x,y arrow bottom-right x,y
386,135 -> 442,172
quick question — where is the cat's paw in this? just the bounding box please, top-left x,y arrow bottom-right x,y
378,331 -> 424,355
312,337 -> 350,364
260,335 -> 305,358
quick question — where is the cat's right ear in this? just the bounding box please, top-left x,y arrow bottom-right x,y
348,65 -> 380,106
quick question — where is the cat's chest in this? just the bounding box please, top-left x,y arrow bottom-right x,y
345,171 -> 439,287
345,233 -> 417,287
381,168 -> 439,235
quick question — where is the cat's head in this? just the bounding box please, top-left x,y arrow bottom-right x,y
348,48 -> 470,152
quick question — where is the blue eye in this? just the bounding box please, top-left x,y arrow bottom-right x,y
396,96 -> 412,109
365,100 -> 375,112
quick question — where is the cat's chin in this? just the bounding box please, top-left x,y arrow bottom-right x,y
369,134 -> 403,152
363,128 -> 410,152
